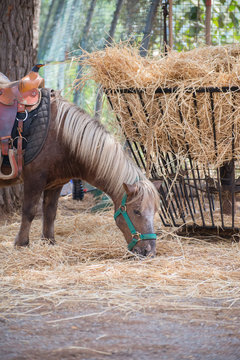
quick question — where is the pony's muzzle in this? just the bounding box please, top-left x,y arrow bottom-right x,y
132,240 -> 156,258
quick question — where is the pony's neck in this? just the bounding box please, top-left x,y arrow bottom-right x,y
85,173 -> 124,206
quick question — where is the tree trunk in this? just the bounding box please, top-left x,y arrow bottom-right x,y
105,0 -> 124,45
0,0 -> 40,215
168,0 -> 173,50
140,0 -> 161,57
38,0 -> 57,59
94,0 -> 124,119
73,0 -> 97,105
205,0 -> 212,45
81,0 -> 97,49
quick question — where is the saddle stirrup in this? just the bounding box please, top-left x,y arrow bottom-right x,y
0,148 -> 18,180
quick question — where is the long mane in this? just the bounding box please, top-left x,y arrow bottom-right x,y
54,97 -> 159,209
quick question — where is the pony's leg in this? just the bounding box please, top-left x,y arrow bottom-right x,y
15,181 -> 44,247
42,187 -> 62,244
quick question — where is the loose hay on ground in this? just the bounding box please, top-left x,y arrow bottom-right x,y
0,194 -> 240,319
76,44 -> 240,168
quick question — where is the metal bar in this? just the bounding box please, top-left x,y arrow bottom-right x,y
209,91 -> 224,228
191,92 -> 206,225
137,91 -> 179,218
157,97 -> 187,222
136,90 -> 158,177
192,96 -> 207,210
177,224 -> 240,233
166,152 -> 190,216
157,97 -> 188,217
159,153 -> 186,223
206,166 -> 215,211
106,95 -> 141,168
205,171 -> 215,226
154,154 -> 179,219
176,97 -> 196,223
159,184 -> 178,226
106,86 -> 240,95
158,209 -> 169,227
121,93 -> 147,170
232,93 -> 236,228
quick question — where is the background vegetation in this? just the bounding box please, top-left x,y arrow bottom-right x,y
38,0 -> 240,123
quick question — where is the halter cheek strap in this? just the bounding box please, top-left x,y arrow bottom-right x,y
114,193 -> 157,251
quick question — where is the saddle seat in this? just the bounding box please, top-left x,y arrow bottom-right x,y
0,65 -> 45,180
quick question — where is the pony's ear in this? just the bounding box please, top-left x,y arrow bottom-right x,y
123,183 -> 137,195
152,180 -> 162,192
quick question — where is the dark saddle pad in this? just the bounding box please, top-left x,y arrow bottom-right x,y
7,88 -> 51,165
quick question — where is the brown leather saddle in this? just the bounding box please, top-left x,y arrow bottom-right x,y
0,65 -> 44,179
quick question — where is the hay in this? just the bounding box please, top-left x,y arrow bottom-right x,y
1,193 -> 240,319
77,44 -> 240,167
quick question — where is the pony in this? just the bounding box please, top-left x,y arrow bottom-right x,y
1,91 -> 160,257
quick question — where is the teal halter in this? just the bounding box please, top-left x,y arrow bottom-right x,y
114,193 -> 157,251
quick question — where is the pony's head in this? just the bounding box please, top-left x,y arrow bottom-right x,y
114,180 -> 160,257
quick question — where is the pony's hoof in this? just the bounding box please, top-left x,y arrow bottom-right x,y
41,237 -> 56,245
14,238 -> 30,247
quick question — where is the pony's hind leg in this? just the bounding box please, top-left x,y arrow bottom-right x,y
42,187 -> 62,244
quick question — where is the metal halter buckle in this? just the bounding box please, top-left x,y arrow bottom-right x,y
132,232 -> 141,240
120,205 -> 126,212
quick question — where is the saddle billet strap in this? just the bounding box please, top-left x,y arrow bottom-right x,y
17,119 -> 23,175
15,91 -> 41,175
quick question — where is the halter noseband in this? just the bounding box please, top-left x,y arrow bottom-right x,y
114,193 -> 157,251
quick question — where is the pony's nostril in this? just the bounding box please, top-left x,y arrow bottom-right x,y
146,244 -> 151,253
143,248 -> 152,257
143,245 -> 156,258
143,249 -> 148,256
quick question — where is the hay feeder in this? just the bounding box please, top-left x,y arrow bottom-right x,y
105,85 -> 240,238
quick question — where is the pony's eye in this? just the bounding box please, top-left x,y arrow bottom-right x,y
133,209 -> 141,216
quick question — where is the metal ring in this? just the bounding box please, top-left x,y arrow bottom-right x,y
132,232 -> 141,240
13,136 -> 28,143
120,205 -> 126,212
16,110 -> 28,122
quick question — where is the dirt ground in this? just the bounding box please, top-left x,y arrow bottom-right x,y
1,300 -> 240,360
0,191 -> 240,359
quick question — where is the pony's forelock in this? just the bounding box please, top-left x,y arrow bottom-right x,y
127,180 -> 160,212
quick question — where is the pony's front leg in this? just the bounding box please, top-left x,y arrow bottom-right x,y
42,187 -> 62,244
15,182 -> 44,247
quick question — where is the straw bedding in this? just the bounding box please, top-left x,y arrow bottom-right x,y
77,44 -> 240,168
1,194 -> 240,318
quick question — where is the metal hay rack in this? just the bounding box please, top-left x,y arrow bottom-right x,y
106,86 -> 240,238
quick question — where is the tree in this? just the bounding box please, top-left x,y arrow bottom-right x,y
139,0 -> 161,57
73,0 -> 98,105
94,0 -> 124,119
0,0 -> 40,214
38,0 -> 59,59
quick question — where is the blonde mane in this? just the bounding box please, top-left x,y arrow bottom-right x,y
55,98 -> 159,209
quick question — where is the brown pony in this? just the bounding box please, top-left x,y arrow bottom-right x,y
1,91 -> 160,257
